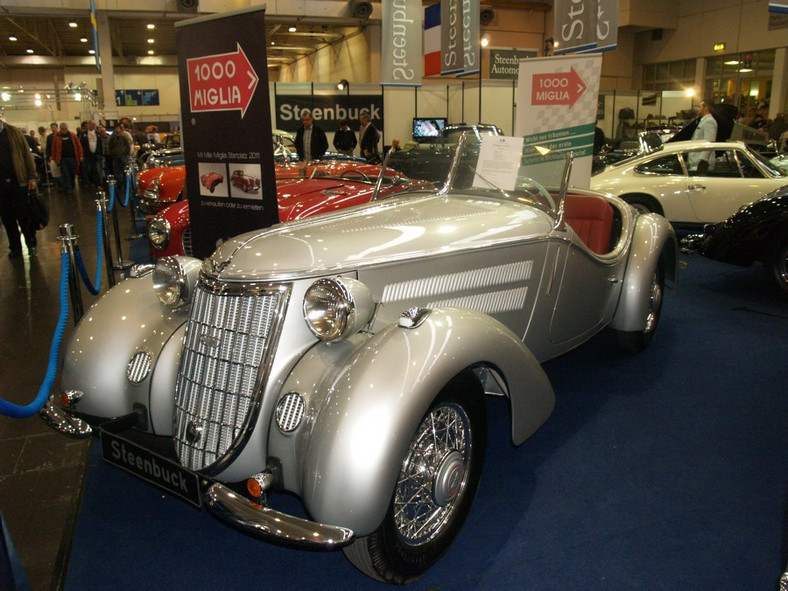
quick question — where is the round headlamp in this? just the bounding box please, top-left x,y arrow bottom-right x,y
152,256 -> 201,308
303,277 -> 376,342
148,216 -> 171,250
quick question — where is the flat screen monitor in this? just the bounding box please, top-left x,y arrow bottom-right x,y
413,117 -> 447,142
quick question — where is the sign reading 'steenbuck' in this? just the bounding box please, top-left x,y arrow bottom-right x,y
176,7 -> 277,259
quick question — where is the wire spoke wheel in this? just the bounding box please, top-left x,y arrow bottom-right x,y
343,374 -> 486,584
394,403 -> 470,546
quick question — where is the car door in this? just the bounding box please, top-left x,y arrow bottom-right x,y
685,148 -> 775,223
632,153 -> 694,221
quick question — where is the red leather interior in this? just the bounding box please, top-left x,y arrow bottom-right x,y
564,193 -> 614,255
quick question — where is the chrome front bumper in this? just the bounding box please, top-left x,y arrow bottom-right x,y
205,482 -> 355,549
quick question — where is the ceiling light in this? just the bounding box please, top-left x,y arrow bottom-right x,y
35,99 -> 42,107
69,22 -> 78,28
481,34 -> 489,48
147,38 -> 155,43
80,37 -> 88,43
26,49 -> 34,54
148,50 -> 154,55
9,36 -> 17,42
724,60 -> 740,65
337,79 -> 349,91
147,23 -> 155,30
74,92 -> 82,101
289,26 -> 297,32
1,92 -> 10,101
88,49 -> 95,54
271,41 -> 275,45
739,68 -> 753,73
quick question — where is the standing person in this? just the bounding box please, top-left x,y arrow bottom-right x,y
51,122 -> 83,194
688,100 -> 718,174
44,122 -> 58,185
333,118 -> 357,156
0,118 -> 38,257
295,112 -> 328,161
79,120 -> 103,189
108,122 -> 133,189
98,124 -> 111,185
359,112 -> 380,163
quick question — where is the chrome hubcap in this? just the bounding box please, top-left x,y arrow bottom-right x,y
393,403 -> 471,546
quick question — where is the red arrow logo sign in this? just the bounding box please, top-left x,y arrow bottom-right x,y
187,43 -> 259,118
531,67 -> 587,108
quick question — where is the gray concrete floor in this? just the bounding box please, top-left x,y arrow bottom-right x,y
0,177 -> 142,590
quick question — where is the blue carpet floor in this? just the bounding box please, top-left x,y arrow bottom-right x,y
65,253 -> 787,589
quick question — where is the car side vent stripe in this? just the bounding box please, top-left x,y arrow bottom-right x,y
381,261 -> 533,302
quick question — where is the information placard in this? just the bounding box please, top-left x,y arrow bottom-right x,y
176,7 -> 277,259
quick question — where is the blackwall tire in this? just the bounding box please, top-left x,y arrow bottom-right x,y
343,373 -> 487,584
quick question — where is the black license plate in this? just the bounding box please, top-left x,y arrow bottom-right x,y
100,426 -> 203,508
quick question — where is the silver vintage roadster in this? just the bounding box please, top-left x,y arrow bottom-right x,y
43,135 -> 678,583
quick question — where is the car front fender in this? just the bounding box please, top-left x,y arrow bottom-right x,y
610,212 -> 678,332
61,273 -> 189,431
286,307 -> 554,536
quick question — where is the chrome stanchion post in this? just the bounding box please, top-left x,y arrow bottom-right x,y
126,164 -> 145,239
58,224 -> 84,324
108,176 -> 134,271
95,189 -> 116,288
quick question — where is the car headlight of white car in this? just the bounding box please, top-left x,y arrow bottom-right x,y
303,277 -> 376,342
152,256 -> 201,308
148,216 -> 171,250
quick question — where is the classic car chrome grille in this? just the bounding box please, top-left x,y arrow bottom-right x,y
182,228 -> 193,257
174,283 -> 285,472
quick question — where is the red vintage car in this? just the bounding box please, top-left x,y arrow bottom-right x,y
148,165 -> 434,257
230,169 -> 261,192
200,172 -> 224,193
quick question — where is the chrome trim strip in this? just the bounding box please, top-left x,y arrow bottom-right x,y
206,483 -> 355,548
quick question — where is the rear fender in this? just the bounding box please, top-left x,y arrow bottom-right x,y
610,212 -> 678,332
276,308 -> 554,535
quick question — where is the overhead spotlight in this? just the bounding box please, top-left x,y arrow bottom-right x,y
147,23 -> 156,30
80,37 -> 88,43
9,36 -> 17,42
69,22 -> 78,28
481,34 -> 490,48
337,79 -> 349,91
26,48 -> 34,54
350,0 -> 372,19
289,25 -> 297,32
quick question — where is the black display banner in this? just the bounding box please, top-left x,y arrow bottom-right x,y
175,7 -> 277,259
274,94 -> 384,134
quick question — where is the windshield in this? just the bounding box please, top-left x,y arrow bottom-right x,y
438,133 -> 566,211
747,145 -> 786,177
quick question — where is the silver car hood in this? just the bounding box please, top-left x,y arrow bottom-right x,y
203,192 -> 555,281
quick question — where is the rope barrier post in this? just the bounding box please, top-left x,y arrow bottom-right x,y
96,190 -> 116,288
58,223 -> 84,324
126,164 -> 146,240
108,176 -> 134,272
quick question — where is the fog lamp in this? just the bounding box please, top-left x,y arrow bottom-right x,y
148,216 -> 171,250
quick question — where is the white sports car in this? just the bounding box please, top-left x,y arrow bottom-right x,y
591,140 -> 787,229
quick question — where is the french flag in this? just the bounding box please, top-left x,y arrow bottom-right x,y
424,3 -> 441,77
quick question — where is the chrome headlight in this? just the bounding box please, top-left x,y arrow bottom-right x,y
152,256 -> 202,308
148,216 -> 171,250
303,277 -> 376,342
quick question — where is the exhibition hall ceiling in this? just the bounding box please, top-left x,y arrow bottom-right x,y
0,12 -> 363,69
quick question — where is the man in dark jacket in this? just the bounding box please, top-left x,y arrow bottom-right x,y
0,118 -> 38,257
79,120 -> 104,188
295,112 -> 328,161
51,122 -> 83,193
333,118 -> 357,156
359,112 -> 380,163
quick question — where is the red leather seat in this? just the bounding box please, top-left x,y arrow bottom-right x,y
564,193 -> 614,255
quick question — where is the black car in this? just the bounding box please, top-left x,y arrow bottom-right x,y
683,186 -> 788,292
387,124 -> 502,183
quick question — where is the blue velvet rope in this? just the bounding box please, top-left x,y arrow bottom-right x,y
108,179 -> 116,213
123,170 -> 131,207
74,210 -> 104,295
0,252 -> 70,418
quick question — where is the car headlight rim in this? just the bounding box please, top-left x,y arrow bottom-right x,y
152,256 -> 201,309
148,216 -> 171,250
303,277 -> 375,342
